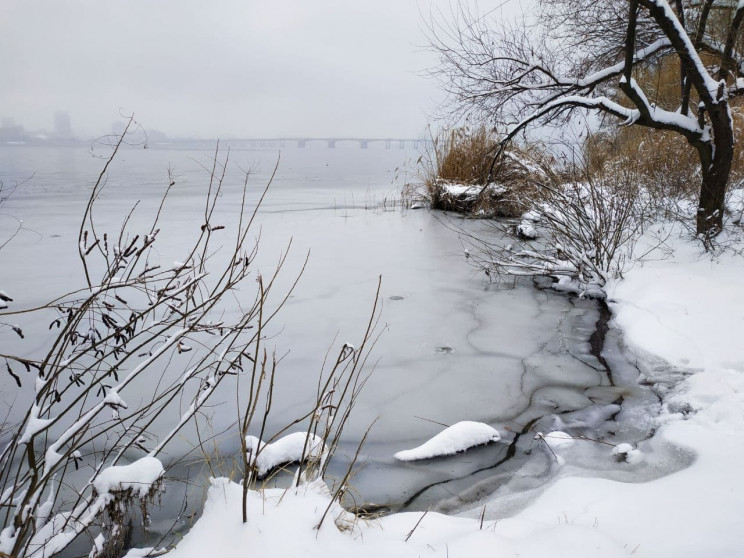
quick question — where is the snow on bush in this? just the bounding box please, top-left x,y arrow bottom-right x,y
93,457 -> 165,497
394,421 -> 501,461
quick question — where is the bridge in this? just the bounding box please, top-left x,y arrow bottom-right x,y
147,137 -> 431,151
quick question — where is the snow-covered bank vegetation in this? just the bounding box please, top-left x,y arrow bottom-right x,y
403,125 -> 555,216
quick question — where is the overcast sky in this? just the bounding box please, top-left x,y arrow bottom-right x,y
0,1 -> 519,139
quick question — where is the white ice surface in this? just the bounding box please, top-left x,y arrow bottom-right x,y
393,421 -> 501,461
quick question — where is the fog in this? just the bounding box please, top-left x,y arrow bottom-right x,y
0,1 -> 528,140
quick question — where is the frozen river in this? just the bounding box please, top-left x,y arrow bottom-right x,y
0,143 -> 670,542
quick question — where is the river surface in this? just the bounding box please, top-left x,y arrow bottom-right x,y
0,144 -> 678,548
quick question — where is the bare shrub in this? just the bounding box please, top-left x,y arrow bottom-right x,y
463,164 -> 653,298
237,279 -> 383,526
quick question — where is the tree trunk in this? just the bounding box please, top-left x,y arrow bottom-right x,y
695,104 -> 733,239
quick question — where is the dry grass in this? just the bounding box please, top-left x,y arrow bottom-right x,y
434,126 -> 497,185
412,125 -> 557,217
585,53 -> 744,212
584,102 -> 744,210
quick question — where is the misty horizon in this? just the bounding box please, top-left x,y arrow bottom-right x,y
0,112 -> 432,142
0,1 -> 521,141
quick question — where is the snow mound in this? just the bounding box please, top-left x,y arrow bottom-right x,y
611,443 -> 644,465
93,456 -> 164,497
536,431 -> 575,450
394,421 -> 500,461
516,220 -> 538,240
246,432 -> 326,478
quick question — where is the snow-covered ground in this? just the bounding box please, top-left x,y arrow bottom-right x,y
162,225 -> 744,558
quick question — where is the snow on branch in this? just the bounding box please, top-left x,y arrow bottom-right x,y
639,0 -> 722,103
92,456 -> 164,498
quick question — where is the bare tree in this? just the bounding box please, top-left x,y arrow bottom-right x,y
430,0 -> 744,241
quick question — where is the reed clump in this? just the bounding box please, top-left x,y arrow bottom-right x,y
411,125 -> 556,217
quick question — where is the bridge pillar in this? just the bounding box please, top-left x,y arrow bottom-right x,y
298,140 -> 306,148
385,139 -> 391,149
327,139 -> 336,148
360,140 -> 368,149
398,140 -> 405,149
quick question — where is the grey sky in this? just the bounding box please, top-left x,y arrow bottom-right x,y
0,1 -> 518,139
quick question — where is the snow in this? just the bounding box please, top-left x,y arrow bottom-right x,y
393,421 -> 501,461
441,183 -> 478,197
516,220 -> 538,239
19,405 -> 52,444
103,388 -> 128,409
440,183 -> 506,198
7,147 -> 744,557
123,547 -> 167,557
535,430 -> 575,450
89,533 -> 105,558
93,456 -> 164,497
245,432 -> 326,478
509,226 -> 744,556
611,443 -> 644,465
607,233 -> 744,371
622,77 -> 704,136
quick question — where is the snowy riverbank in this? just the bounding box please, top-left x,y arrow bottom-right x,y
143,226 -> 744,558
